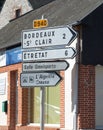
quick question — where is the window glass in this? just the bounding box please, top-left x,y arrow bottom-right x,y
45,85 -> 60,124
30,88 -> 40,123
30,84 -> 60,124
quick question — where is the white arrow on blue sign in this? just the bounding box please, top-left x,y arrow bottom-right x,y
20,72 -> 62,87
22,26 -> 77,49
22,47 -> 77,62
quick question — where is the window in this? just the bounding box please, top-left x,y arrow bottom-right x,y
29,84 -> 60,124
15,9 -> 21,18
0,0 -> 6,11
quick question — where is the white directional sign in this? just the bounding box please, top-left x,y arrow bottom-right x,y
22,26 -> 77,49
22,60 -> 69,72
22,47 -> 77,62
20,72 -> 62,87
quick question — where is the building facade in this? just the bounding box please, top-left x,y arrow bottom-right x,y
0,0 -> 103,130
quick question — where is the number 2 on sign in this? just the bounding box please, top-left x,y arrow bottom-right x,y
63,33 -> 66,39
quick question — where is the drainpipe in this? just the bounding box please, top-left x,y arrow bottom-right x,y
73,63 -> 78,130
72,22 -> 81,130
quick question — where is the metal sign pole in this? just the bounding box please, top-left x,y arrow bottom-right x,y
40,87 -> 45,130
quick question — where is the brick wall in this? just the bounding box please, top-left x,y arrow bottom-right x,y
0,63 -> 22,130
16,126 -> 59,130
17,68 -> 28,125
8,71 -> 17,130
0,63 -> 62,130
78,65 -> 95,129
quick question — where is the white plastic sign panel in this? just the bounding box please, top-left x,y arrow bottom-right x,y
22,26 -> 77,49
22,60 -> 69,72
22,47 -> 77,62
20,72 -> 62,87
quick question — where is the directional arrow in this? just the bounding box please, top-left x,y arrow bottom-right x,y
20,72 -> 62,87
22,60 -> 69,72
22,47 -> 77,62
22,26 -> 77,49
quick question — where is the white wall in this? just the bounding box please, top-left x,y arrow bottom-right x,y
0,72 -> 8,125
64,38 -> 78,130
96,66 -> 103,129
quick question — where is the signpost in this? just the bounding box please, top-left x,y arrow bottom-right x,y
21,25 -> 77,130
22,26 -> 77,49
22,61 -> 69,72
22,47 -> 77,62
20,72 -> 62,87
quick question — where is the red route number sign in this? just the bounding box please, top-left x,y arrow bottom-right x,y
33,19 -> 48,28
